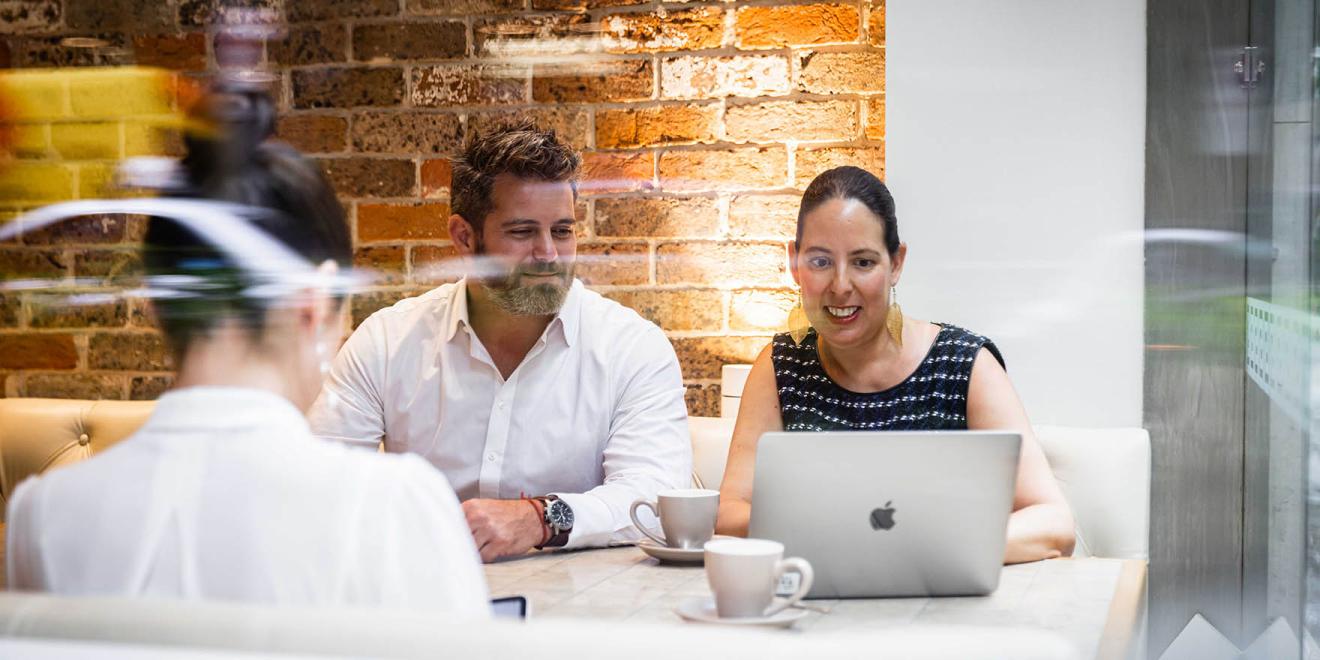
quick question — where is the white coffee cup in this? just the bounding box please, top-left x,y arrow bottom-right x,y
630,488 -> 719,549
704,538 -> 813,618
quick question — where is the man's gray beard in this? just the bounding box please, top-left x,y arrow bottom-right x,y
484,268 -> 573,316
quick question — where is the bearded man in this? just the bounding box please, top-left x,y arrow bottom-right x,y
308,123 -> 691,561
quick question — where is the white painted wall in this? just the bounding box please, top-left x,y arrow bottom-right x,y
886,0 -> 1147,427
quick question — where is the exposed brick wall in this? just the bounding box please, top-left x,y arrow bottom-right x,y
0,0 -> 885,416
0,65 -> 182,401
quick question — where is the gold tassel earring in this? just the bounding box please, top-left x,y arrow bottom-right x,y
886,286 -> 903,347
787,293 -> 811,345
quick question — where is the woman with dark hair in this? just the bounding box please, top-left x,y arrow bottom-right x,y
5,83 -> 490,612
714,166 -> 1075,564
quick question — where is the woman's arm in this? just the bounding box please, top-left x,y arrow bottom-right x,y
966,347 -> 1077,564
715,344 -> 784,537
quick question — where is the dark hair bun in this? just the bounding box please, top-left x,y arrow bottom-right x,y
180,79 -> 278,193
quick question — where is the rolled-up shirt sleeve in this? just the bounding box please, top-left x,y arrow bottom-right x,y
554,326 -> 692,549
308,313 -> 388,450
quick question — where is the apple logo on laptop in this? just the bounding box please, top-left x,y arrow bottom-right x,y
870,501 -> 896,530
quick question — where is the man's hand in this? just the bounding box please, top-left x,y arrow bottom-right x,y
462,498 -> 545,562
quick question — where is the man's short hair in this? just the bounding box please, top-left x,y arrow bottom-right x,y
450,121 -> 582,230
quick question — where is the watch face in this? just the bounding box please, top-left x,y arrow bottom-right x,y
548,499 -> 574,530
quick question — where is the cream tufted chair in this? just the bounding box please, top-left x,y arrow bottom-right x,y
1033,425 -> 1150,560
0,398 -> 154,519
686,417 -> 1151,561
688,416 -> 736,491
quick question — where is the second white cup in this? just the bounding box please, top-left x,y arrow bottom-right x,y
704,537 -> 813,619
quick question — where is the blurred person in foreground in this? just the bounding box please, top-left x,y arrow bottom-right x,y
714,166 -> 1075,564
5,83 -> 489,613
308,123 -> 691,561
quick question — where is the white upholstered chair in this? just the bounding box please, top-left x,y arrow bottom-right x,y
686,417 -> 1151,560
688,416 -> 736,491
1033,425 -> 1150,560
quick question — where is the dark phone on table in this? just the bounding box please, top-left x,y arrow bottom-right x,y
491,595 -> 528,619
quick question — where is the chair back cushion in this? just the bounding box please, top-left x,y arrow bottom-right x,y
688,416 -> 735,490
1034,425 -> 1150,560
0,398 -> 154,517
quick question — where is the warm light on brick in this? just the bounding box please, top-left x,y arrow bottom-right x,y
0,1 -> 886,416
655,241 -> 787,287
354,246 -> 408,285
604,289 -> 725,332
865,97 -> 886,141
412,64 -> 528,107
595,196 -> 719,238
728,195 -> 799,240
799,51 -> 887,95
358,202 -> 450,242
867,0 -> 886,45
602,7 -> 724,54
735,3 -> 861,49
277,114 -> 349,154
724,99 -> 859,143
532,59 -> 654,103
658,147 -> 789,192
595,103 -> 719,149
420,159 -> 453,199
575,242 -> 650,286
796,145 -> 886,189
581,151 -> 656,194
731,289 -> 797,332
660,55 -> 791,100
469,107 -> 592,149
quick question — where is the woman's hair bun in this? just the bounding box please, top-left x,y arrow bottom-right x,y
179,78 -> 278,194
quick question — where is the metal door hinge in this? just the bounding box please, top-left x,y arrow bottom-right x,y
1236,47 -> 1266,88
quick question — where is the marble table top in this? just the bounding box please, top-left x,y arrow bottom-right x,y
486,546 -> 1146,660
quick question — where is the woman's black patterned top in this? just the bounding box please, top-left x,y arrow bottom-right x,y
771,324 -> 1006,431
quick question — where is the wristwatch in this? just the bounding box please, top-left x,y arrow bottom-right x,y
535,495 -> 574,549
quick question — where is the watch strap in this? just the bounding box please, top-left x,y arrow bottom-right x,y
535,495 -> 572,549
524,496 -> 549,547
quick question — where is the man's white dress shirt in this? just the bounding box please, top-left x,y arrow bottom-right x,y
307,278 -> 692,549
6,387 -> 490,615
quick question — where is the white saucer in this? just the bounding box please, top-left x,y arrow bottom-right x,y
673,596 -> 809,629
636,536 -> 736,564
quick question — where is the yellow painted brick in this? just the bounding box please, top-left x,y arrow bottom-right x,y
0,72 -> 68,120
68,68 -> 173,119
77,162 -> 116,199
51,122 -> 121,160
124,120 -> 166,156
127,115 -> 186,157
8,123 -> 50,158
0,162 -> 76,202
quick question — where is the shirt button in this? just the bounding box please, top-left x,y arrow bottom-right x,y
497,400 -> 506,409
486,452 -> 498,462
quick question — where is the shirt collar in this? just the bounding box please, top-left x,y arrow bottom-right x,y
444,277 -> 583,348
443,278 -> 472,344
141,386 -> 309,435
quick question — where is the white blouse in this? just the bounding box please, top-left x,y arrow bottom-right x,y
6,387 -> 490,616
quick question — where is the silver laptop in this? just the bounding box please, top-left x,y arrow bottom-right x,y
748,431 -> 1021,599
